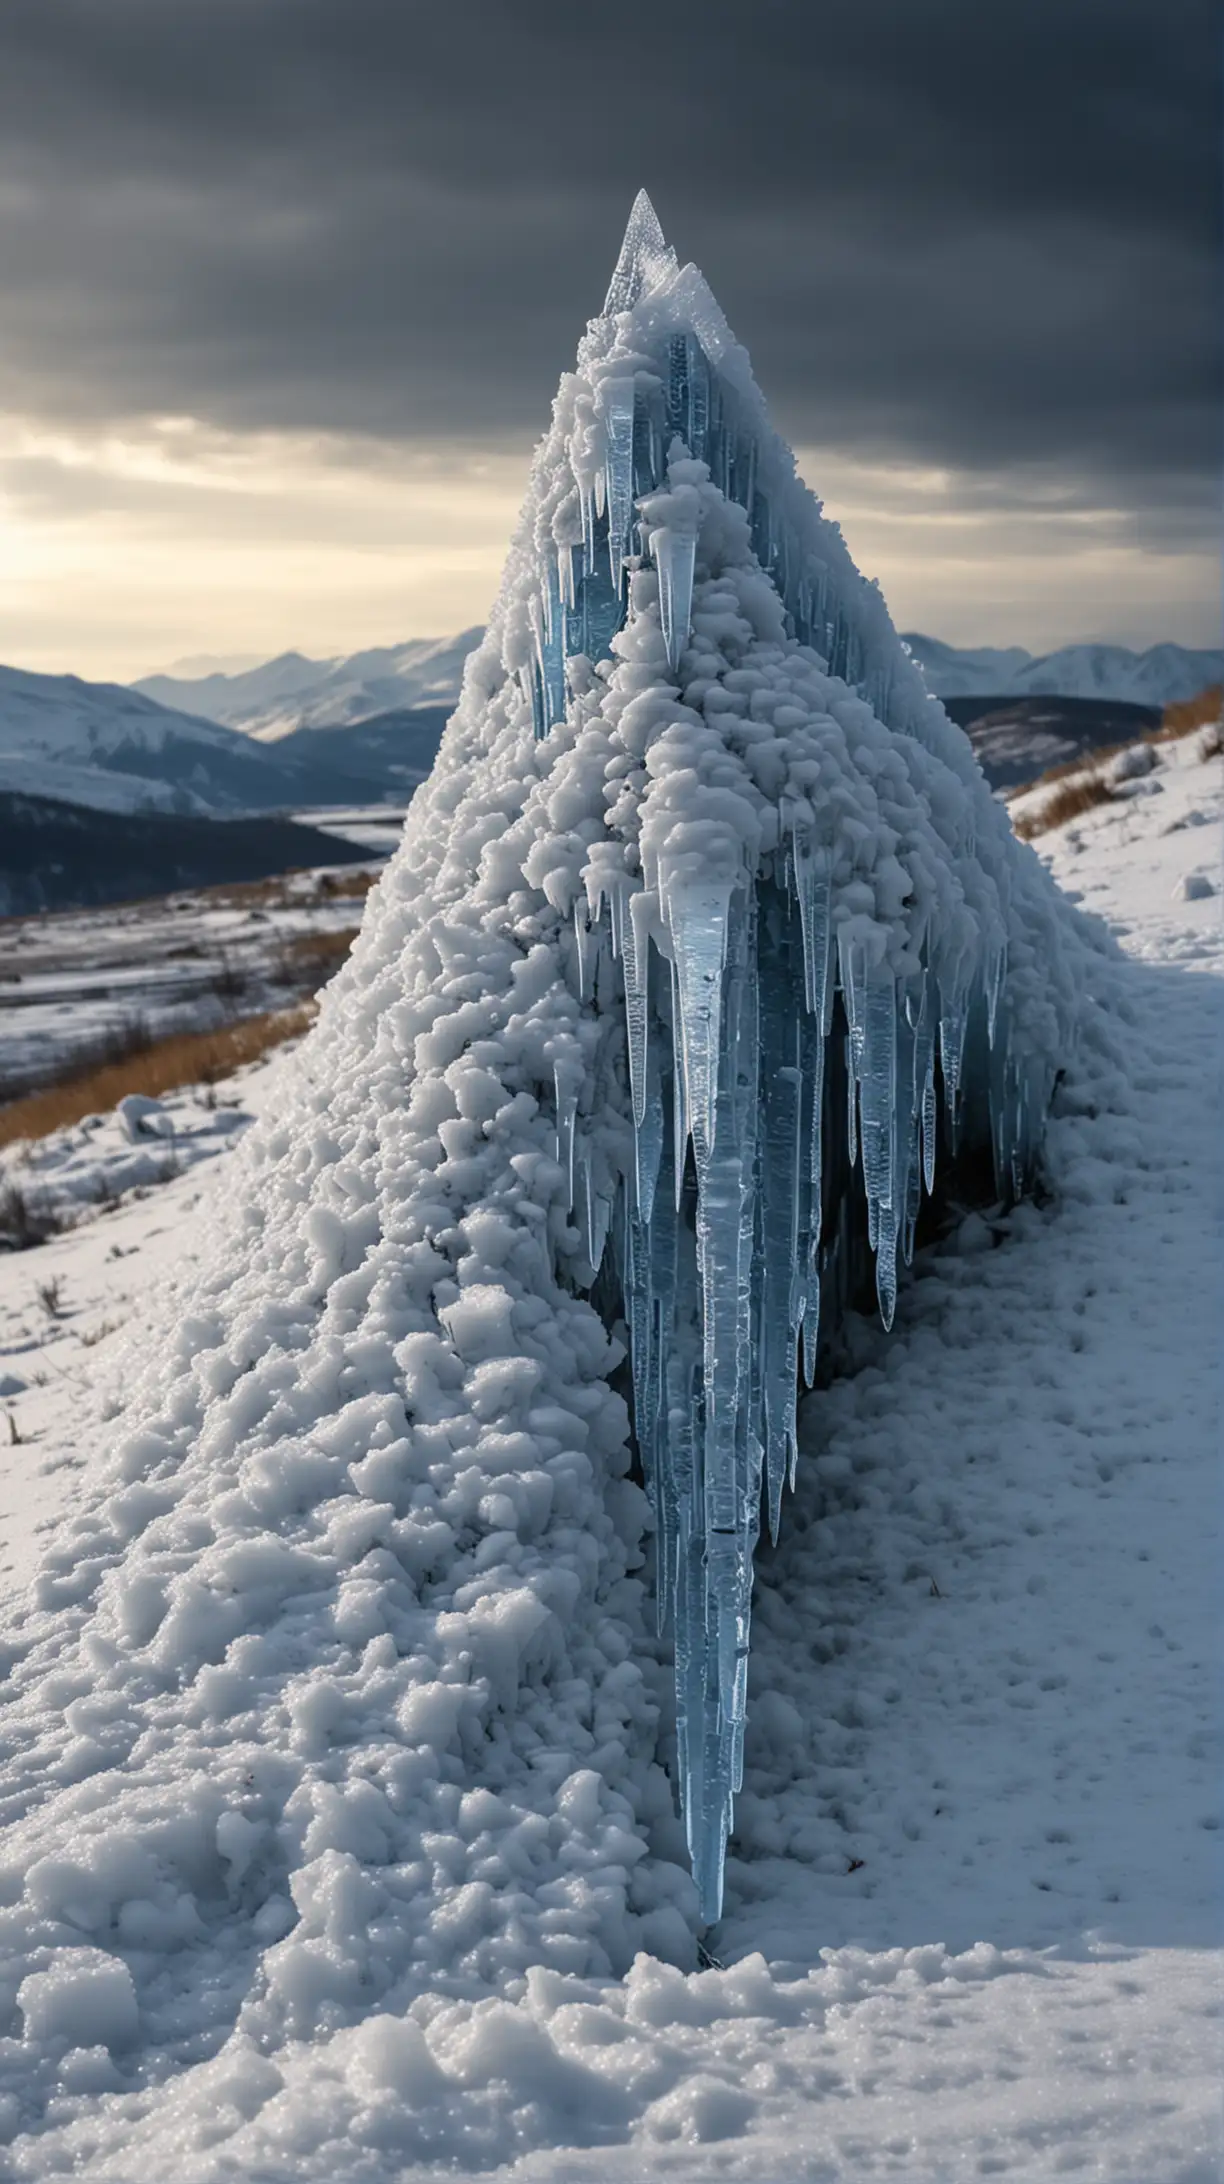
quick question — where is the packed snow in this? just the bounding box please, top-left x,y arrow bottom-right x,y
0,202 -> 1217,2181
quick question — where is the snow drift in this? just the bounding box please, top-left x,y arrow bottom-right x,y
0,195 -> 1100,2157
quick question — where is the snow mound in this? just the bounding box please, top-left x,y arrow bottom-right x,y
0,193 -> 1104,2163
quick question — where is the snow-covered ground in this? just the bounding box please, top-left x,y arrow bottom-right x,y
0,735 -> 1217,2180
0,861 -> 382,1095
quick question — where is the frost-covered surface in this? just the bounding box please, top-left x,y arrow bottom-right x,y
0,738 -> 1218,2177
462,192 -> 1091,1913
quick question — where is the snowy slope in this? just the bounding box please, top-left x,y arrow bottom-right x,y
137,630 -> 483,741
0,738 -> 1217,2184
0,662 -> 409,817
904,632 -> 1224,707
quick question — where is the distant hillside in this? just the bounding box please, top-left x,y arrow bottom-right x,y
136,630 -> 481,740
904,634 -> 1224,708
0,790 -> 375,917
273,706 -> 450,795
945,695 -> 1162,790
0,661 -> 399,817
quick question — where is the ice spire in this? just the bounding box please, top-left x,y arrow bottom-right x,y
602,188 -> 679,315
497,192 -> 1068,1925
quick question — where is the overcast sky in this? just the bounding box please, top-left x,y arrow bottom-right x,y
0,0 -> 1216,679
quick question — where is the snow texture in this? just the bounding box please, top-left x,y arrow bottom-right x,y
0,195 -> 1206,2182
0,660 -> 1218,2182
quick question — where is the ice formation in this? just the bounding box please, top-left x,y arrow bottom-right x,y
496,193 -> 1076,1915
0,198 -> 1093,2146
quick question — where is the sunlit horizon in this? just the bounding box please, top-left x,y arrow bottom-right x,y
2,411 -> 1215,685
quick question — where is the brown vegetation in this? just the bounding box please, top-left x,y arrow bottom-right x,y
1012,773 -> 1117,841
1009,685 -> 1222,810
0,1003 -> 315,1152
189,867 -> 380,914
274,925 -> 361,985
1011,685 -> 1222,841
1155,684 -> 1222,743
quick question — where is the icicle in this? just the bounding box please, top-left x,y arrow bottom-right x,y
634,1059 -> 665,1225
623,891 -> 651,1127
984,936 -> 1007,1047
553,1060 -> 578,1211
667,333 -> 691,444
793,828 -> 832,1016
654,525 -> 697,674
539,555 -> 566,731
688,343 -> 709,462
602,379 -> 636,594
912,974 -> 938,1194
755,892 -> 802,1537
939,979 -> 970,1124
665,877 -> 735,1163
633,385 -> 659,496
573,898 -> 600,1001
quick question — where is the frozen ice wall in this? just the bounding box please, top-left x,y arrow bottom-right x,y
487,192 -> 1081,1916
0,198 -> 1095,2135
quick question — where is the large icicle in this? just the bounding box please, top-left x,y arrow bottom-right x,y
655,526 -> 697,673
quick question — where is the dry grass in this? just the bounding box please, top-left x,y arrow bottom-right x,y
191,868 -> 380,914
1013,773 -> 1117,841
1154,684 -> 1222,743
1013,684 -> 1222,841
274,925 -> 361,984
1008,687 -> 1222,807
0,1003 -> 315,1151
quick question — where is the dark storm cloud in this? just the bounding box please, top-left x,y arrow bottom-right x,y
0,0 -> 1215,520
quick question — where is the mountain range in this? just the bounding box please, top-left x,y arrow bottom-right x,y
136,629 -> 482,740
0,634 -> 1217,830
0,661 -> 447,821
900,634 -> 1223,707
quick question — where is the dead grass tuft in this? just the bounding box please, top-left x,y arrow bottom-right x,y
274,925 -> 361,987
0,1003 -> 315,1151
0,1181 -> 61,1249
1153,685 -> 1222,743
1013,773 -> 1117,841
189,868 -> 380,914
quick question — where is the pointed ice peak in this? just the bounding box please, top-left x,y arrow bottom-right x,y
602,189 -> 679,316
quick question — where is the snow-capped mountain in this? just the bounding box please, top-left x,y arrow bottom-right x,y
0,661 -> 407,816
904,633 -> 1223,707
136,628 -> 482,740
137,629 -> 1220,745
